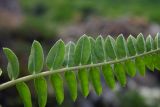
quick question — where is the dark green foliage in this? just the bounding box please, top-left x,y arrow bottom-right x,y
2,33 -> 160,106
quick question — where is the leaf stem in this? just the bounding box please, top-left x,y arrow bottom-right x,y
0,49 -> 160,91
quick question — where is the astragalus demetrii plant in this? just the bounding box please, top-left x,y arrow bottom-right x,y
0,33 -> 160,107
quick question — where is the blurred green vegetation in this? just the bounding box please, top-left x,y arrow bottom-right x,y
20,0 -> 160,37
118,91 -> 149,107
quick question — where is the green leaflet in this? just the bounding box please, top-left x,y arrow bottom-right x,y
95,36 -> 106,62
116,34 -> 128,59
34,77 -> 47,107
136,33 -> 146,54
88,37 -> 97,64
3,48 -> 19,80
102,64 -> 116,89
64,42 -> 77,101
105,36 -> 117,60
90,67 -> 102,95
28,40 -> 44,74
0,68 -> 2,76
144,55 -> 154,71
127,35 -> 137,56
125,60 -> 136,77
64,42 -> 75,67
145,35 -> 154,71
50,74 -> 64,104
16,82 -> 32,107
46,40 -> 65,104
46,40 -> 65,70
153,53 -> 160,70
74,34 -> 91,65
78,68 -> 89,97
146,35 -> 154,51
155,33 -> 160,49
74,35 -> 91,97
135,57 -> 145,76
65,71 -> 77,101
114,63 -> 126,87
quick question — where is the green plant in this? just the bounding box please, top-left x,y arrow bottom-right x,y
0,33 -> 160,107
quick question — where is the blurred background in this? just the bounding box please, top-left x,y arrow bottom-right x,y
0,0 -> 160,107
